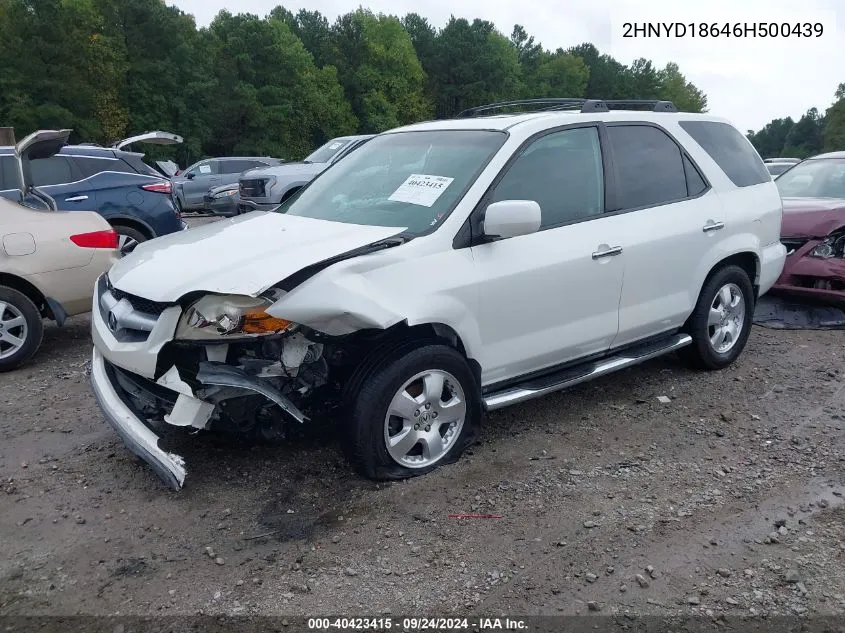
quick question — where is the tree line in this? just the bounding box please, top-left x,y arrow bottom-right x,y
0,0 -> 709,165
747,84 -> 845,159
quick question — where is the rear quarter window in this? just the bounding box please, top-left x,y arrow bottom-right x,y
0,155 -> 19,190
679,120 -> 770,187
72,156 -> 135,179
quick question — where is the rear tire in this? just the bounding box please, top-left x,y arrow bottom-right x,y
113,225 -> 148,257
681,265 -> 755,370
0,286 -> 44,372
347,344 -> 480,480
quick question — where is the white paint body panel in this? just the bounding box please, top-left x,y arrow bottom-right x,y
94,111 -> 786,389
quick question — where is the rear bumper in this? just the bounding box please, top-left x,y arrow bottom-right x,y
90,347 -> 186,490
759,241 -> 787,296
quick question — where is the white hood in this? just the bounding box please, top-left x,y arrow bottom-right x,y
107,212 -> 405,302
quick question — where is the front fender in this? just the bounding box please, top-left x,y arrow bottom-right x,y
267,269 -> 484,364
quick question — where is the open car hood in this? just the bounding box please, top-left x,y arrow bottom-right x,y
112,131 -> 183,150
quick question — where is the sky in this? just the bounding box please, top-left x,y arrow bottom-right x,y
169,0 -> 843,133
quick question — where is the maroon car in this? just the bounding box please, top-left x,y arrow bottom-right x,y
773,151 -> 845,304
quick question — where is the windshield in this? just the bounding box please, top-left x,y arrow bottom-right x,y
305,139 -> 352,164
280,130 -> 506,236
776,158 -> 845,198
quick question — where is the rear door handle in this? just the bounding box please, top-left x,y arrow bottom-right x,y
65,195 -> 88,202
592,245 -> 623,259
702,220 -> 725,232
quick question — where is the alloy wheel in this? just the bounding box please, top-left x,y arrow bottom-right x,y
707,282 -> 746,354
0,301 -> 28,360
383,369 -> 467,469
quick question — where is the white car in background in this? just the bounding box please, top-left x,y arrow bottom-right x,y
89,99 -> 786,490
1,130 -> 118,370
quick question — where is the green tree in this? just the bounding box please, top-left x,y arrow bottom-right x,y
0,0 -> 104,141
566,43 -> 630,99
328,9 -> 431,133
209,11 -> 355,158
428,17 -> 522,117
527,51 -> 589,98
657,62 -> 707,112
822,83 -> 845,152
782,107 -> 825,158
627,58 -> 661,100
747,117 -> 795,158
272,8 -> 334,69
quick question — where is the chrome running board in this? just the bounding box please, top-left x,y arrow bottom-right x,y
483,333 -> 692,411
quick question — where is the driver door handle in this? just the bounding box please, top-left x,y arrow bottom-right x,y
592,245 -> 623,259
702,220 -> 725,232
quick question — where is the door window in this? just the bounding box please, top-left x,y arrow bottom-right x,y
606,125 -> 689,210
187,160 -> 218,177
488,126 -> 604,229
29,156 -> 74,186
225,160 -> 265,173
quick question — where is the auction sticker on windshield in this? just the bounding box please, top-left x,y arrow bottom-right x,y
389,174 -> 454,207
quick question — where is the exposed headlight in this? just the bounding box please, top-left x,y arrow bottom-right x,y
175,294 -> 294,340
809,233 -> 845,259
214,189 -> 238,198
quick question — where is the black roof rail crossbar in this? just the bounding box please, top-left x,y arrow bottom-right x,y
457,98 -> 587,118
458,98 -> 678,117
599,100 -> 678,112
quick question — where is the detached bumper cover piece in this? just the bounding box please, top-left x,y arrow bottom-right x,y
90,347 -> 186,490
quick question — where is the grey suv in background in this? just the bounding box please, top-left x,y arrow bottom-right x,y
173,156 -> 284,211
238,135 -> 373,213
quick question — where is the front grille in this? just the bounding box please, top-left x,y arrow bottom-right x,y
240,178 -> 267,198
110,287 -> 173,316
781,238 -> 808,255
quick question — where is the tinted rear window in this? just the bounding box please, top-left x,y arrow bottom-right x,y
679,121 -> 770,187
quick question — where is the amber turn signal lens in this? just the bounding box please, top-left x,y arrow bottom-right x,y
241,311 -> 292,334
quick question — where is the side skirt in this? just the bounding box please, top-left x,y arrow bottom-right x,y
482,333 -> 692,411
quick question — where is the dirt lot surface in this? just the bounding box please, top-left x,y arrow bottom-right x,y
1,221 -> 844,620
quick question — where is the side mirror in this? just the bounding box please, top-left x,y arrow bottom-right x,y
186,172 -> 196,180
482,200 -> 541,240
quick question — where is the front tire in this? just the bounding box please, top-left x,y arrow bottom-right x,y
0,286 -> 44,372
682,265 -> 755,370
347,344 -> 480,480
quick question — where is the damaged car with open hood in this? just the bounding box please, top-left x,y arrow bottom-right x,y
772,151 -> 845,304
90,99 -> 787,490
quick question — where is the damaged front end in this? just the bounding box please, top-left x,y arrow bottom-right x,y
90,276 -> 353,490
774,229 -> 845,304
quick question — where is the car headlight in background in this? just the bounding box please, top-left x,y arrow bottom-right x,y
214,189 -> 238,198
175,294 -> 294,340
809,232 -> 845,259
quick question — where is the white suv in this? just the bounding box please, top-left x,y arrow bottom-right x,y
89,99 -> 786,489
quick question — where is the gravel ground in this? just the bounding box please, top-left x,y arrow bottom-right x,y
1,222 -> 843,619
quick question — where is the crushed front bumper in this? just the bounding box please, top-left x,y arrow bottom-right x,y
772,238 -> 845,304
91,347 -> 186,490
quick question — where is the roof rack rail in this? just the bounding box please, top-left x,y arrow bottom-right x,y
457,98 -> 678,118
